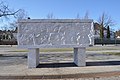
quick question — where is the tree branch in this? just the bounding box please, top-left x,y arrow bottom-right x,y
0,1 -> 21,18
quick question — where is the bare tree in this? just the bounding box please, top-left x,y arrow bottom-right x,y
98,12 -> 114,28
98,12 -> 115,37
0,1 -> 20,18
1,24 -> 8,31
76,13 -> 80,19
84,11 -> 89,19
9,9 -> 28,31
46,13 -> 55,19
76,11 -> 89,19
14,9 -> 28,21
98,12 -> 115,45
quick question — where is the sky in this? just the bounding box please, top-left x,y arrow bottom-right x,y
2,0 -> 120,31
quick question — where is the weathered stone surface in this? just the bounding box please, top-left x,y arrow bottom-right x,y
74,47 -> 86,66
18,19 -> 93,48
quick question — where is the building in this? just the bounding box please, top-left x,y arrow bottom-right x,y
0,29 -> 17,41
94,22 -> 115,39
115,30 -> 120,39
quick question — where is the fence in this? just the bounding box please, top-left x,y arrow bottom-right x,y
94,38 -> 120,45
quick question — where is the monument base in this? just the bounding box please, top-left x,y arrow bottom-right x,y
27,47 -> 86,68
74,47 -> 86,66
28,48 -> 39,68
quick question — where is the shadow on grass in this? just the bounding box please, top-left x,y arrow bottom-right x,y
0,54 -> 27,58
37,61 -> 120,68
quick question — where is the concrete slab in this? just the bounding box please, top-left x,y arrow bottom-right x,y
0,60 -> 120,79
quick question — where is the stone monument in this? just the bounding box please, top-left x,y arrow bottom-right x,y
18,19 -> 94,68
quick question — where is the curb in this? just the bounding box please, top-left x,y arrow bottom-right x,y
0,71 -> 120,79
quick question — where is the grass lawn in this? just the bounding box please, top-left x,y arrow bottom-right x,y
8,48 -> 73,52
87,47 -> 120,51
8,46 -> 120,52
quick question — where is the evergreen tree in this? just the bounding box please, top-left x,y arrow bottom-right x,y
107,26 -> 110,38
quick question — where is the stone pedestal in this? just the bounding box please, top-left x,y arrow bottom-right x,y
28,48 -> 39,68
74,47 -> 86,67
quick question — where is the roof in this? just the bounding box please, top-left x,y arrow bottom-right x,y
94,22 -> 107,30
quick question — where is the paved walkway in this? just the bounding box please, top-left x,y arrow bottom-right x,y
0,45 -> 120,79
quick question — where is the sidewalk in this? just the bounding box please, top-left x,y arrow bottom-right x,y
0,62 -> 120,79
0,45 -> 120,79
